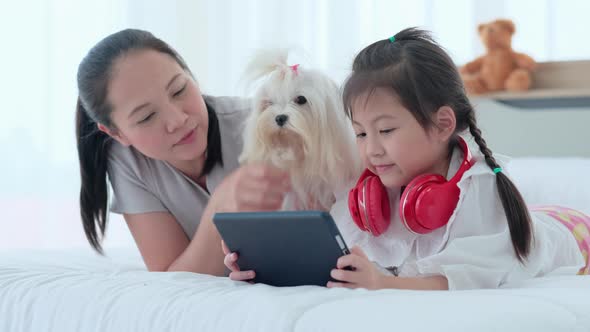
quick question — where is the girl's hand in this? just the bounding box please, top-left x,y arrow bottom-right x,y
222,240 -> 256,282
212,163 -> 291,212
327,246 -> 386,290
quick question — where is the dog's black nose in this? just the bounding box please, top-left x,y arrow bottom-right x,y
275,114 -> 288,127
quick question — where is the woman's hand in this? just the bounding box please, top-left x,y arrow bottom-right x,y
222,240 -> 255,282
327,246 -> 387,290
212,163 -> 291,212
176,163 -> 288,277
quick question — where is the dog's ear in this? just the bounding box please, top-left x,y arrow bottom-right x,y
237,153 -> 248,165
241,49 -> 289,87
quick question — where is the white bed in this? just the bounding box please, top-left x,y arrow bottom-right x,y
1,157 -> 589,332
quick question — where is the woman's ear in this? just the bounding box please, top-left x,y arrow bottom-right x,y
433,106 -> 456,141
97,123 -> 131,146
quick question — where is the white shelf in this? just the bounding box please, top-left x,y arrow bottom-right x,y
467,60 -> 590,109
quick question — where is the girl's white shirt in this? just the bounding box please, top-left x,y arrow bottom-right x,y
330,146 -> 585,290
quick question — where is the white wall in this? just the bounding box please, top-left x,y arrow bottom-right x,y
1,0 -> 589,251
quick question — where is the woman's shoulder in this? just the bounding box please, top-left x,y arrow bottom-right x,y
204,95 -> 251,117
108,141 -> 159,179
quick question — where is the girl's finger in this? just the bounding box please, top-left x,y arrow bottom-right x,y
330,268 -> 359,283
327,281 -> 357,289
229,270 -> 256,281
336,254 -> 365,270
350,246 -> 368,259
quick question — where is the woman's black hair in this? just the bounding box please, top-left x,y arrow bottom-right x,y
342,28 -> 532,262
76,29 -> 222,253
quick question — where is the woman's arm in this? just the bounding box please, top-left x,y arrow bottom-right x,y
124,201 -> 225,275
125,163 -> 290,275
124,212 -> 189,272
167,199 -> 226,275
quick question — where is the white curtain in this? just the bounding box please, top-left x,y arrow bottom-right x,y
1,0 -> 588,250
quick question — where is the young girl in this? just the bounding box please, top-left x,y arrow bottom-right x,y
326,28 -> 588,290
224,28 -> 588,290
76,29 -> 291,274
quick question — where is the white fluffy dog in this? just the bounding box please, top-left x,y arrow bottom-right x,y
239,50 -> 361,211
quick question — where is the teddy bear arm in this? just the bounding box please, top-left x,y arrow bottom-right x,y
513,52 -> 536,71
461,57 -> 484,74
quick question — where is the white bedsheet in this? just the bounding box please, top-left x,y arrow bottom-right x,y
1,248 -> 589,332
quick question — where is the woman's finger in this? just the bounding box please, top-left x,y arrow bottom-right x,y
223,252 -> 240,272
246,165 -> 291,191
229,270 -> 256,281
221,240 -> 230,255
236,187 -> 286,211
249,163 -> 288,180
242,176 -> 290,198
239,185 -> 285,204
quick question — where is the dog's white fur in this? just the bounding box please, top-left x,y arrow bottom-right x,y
239,49 -> 361,211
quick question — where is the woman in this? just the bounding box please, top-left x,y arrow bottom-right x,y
76,29 -> 291,275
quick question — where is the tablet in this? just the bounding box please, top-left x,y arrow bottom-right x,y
213,210 -> 350,287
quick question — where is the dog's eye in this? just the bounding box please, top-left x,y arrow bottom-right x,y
261,100 -> 273,110
294,96 -> 307,105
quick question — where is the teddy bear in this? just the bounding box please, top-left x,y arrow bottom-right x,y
460,19 -> 536,95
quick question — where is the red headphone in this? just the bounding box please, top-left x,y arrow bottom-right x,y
348,137 -> 474,236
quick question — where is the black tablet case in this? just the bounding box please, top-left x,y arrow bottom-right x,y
213,211 -> 350,287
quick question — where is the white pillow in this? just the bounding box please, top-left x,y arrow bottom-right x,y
506,157 -> 590,215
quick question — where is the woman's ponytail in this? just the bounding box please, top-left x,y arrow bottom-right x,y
76,29 -> 195,252
76,98 -> 112,253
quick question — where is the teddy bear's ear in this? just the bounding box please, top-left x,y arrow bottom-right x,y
477,23 -> 486,33
495,19 -> 515,35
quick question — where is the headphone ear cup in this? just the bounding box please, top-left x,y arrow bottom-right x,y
364,176 -> 391,236
348,187 -> 365,231
399,136 -> 474,234
400,174 -> 446,234
414,176 -> 461,232
348,170 -> 391,236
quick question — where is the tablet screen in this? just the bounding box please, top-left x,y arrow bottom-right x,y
214,211 -> 350,287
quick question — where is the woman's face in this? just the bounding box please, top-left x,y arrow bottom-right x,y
103,50 -> 208,167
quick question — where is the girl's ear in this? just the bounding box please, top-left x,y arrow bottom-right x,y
97,123 -> 131,146
433,106 -> 456,142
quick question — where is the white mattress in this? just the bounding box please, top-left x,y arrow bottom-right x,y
2,157 -> 589,331
1,248 -> 589,332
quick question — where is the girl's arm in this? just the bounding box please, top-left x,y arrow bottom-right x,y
379,275 -> 448,290
327,246 -> 449,290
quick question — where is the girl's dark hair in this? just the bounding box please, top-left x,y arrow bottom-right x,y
343,28 -> 532,262
76,29 -> 222,253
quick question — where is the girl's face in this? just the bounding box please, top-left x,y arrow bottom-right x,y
351,88 -> 454,188
102,50 -> 208,168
